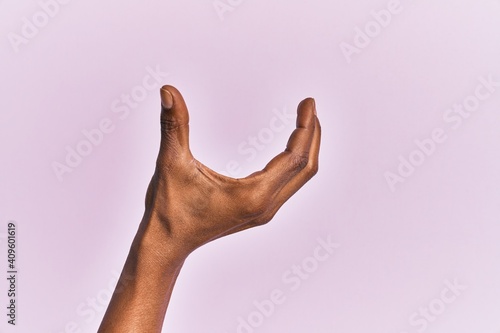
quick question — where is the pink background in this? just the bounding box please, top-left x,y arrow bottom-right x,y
1,0 -> 500,332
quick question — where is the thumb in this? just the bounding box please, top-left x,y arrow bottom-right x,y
159,85 -> 191,156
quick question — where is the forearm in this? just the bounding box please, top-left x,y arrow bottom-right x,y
98,216 -> 186,333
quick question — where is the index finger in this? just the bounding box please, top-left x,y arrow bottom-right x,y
248,97 -> 317,192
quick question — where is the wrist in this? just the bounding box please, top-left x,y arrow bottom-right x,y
99,214 -> 185,333
132,212 -> 189,272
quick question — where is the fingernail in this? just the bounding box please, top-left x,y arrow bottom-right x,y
312,98 -> 317,116
161,88 -> 173,109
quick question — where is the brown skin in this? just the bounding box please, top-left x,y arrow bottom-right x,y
98,85 -> 321,332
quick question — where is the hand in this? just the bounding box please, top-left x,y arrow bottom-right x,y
99,85 -> 321,333
140,85 -> 321,263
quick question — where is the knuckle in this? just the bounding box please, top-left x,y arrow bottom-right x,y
306,160 -> 319,177
238,190 -> 268,218
160,118 -> 179,131
253,208 -> 279,226
247,202 -> 267,217
290,152 -> 309,171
